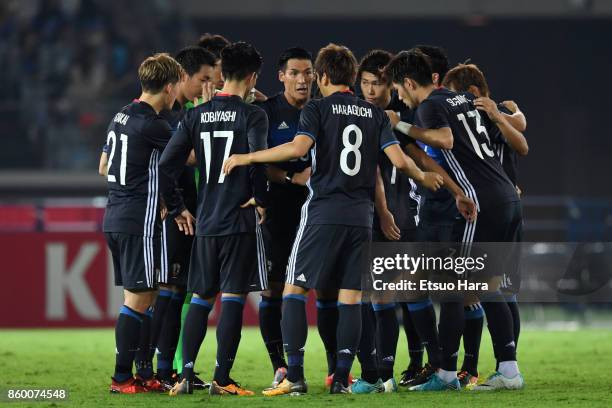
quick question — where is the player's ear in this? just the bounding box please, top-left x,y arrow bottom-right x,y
432,72 -> 440,86
278,70 -> 285,82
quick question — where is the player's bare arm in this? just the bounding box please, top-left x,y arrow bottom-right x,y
383,143 -> 443,191
374,165 -> 400,240
501,100 -> 527,132
406,143 -> 477,221
223,134 -> 313,175
475,97 -> 529,155
386,110 -> 453,149
98,152 -> 108,176
266,165 -> 311,186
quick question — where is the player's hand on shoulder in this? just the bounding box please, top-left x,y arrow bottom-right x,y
223,153 -> 252,175
421,171 -> 444,191
501,100 -> 519,114
175,209 -> 196,236
291,167 -> 311,186
474,97 -> 502,123
380,209 -> 401,241
385,110 -> 400,127
455,195 -> 477,222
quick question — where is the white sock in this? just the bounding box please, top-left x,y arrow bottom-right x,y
498,361 -> 520,378
437,369 -> 457,383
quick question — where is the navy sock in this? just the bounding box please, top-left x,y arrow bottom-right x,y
335,303 -> 361,387
374,303 -> 399,381
148,289 -> 172,361
461,303 -> 484,376
181,297 -> 212,382
214,297 -> 245,386
506,295 -> 521,350
481,292 -> 516,363
401,303 -> 423,368
316,299 -> 338,375
438,302 -> 464,371
114,305 -> 143,382
135,307 -> 154,379
357,303 -> 378,383
259,296 -> 286,373
282,295 -> 308,383
157,291 -> 185,380
407,300 -> 440,368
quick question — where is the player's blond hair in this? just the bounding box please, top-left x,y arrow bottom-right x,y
138,53 -> 182,94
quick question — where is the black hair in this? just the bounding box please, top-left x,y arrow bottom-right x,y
278,47 -> 313,71
384,49 -> 434,86
197,33 -> 230,59
414,44 -> 449,85
174,46 -> 217,76
220,41 -> 263,81
358,49 -> 394,83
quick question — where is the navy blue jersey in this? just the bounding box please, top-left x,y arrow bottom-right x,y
257,92 -> 311,173
374,107 -> 420,231
103,101 -> 172,235
160,103 -> 198,213
492,103 -> 520,186
298,90 -> 398,227
159,93 -> 269,236
257,92 -> 309,219
417,89 -> 519,211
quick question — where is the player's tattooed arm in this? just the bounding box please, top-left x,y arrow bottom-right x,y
475,97 -> 529,156
375,166 -> 401,241
386,111 -> 453,150
500,100 -> 527,132
223,134 -> 313,175
383,144 -> 443,191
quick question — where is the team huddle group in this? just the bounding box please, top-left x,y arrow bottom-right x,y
100,32 -> 529,397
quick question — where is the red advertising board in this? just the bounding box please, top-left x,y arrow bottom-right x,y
0,232 -> 317,328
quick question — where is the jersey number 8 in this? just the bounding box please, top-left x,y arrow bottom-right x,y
340,124 -> 363,176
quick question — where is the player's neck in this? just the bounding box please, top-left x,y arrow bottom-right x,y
380,93 -> 392,109
416,84 -> 436,104
220,81 -> 250,100
284,90 -> 309,109
138,92 -> 166,114
320,84 -> 350,97
176,91 -> 189,107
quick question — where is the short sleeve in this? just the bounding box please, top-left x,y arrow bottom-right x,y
379,112 -> 399,151
247,108 -> 269,152
102,144 -> 109,153
416,99 -> 449,129
297,100 -> 320,142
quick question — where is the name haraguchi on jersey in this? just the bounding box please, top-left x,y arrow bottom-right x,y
159,93 -> 269,236
298,90 -> 399,228
103,100 -> 173,236
416,88 -> 519,211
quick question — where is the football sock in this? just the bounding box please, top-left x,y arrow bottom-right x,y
498,360 -> 520,378
316,299 -> 338,375
181,297 -> 212,382
357,303 -> 378,384
282,295 -> 308,383
438,302 -> 464,372
259,295 -> 286,373
438,368 -> 457,383
407,300 -> 441,367
335,303 -> 362,387
135,307 -> 154,380
461,303 -> 484,376
374,303 -> 399,381
214,297 -> 245,386
148,289 -> 172,361
481,291 -> 517,364
156,291 -> 185,380
506,295 -> 521,350
114,305 -> 143,382
401,303 -> 424,368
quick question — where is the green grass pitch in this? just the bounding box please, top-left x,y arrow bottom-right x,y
1,327 -> 611,407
